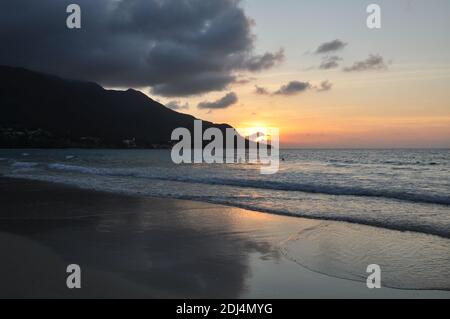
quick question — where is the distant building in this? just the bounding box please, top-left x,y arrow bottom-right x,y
123,137 -> 136,148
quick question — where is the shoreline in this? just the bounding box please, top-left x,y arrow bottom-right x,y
1,176 -> 449,298
5,172 -> 450,240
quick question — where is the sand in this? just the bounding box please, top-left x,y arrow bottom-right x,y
0,177 -> 449,299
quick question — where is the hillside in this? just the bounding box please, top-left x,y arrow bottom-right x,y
0,65 -> 232,148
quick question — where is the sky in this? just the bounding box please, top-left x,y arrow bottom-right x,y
172,0 -> 450,148
1,0 -> 449,147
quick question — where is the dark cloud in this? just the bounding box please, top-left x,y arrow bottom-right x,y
254,85 -> 270,95
343,54 -> 388,72
151,73 -> 234,97
0,0 -> 283,97
316,80 -> 333,92
255,80 -> 332,96
274,81 -> 311,96
166,101 -> 190,110
197,92 -> 238,109
315,39 -> 347,54
319,56 -> 342,70
233,76 -> 256,85
244,49 -> 285,72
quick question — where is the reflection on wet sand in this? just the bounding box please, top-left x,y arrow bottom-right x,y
0,177 -> 282,298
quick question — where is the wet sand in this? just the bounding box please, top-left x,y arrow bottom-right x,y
0,177 -> 449,298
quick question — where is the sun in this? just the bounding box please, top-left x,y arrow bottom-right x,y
237,125 -> 270,142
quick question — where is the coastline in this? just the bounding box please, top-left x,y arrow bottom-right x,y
0,176 -> 449,299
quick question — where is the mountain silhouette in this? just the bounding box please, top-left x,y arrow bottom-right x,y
0,65 -> 233,148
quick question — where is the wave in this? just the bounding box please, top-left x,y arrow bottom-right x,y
145,192 -> 450,238
147,176 -> 450,206
45,162 -> 450,206
11,161 -> 39,169
48,163 -> 103,174
203,200 -> 450,239
327,158 -> 443,167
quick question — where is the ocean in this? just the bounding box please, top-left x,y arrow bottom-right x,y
1,148 -> 449,290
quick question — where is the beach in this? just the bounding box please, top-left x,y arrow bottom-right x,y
1,176 -> 449,299
2,0 -> 450,303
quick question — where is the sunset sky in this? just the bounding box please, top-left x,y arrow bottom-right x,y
2,0 -> 449,148
158,0 -> 450,148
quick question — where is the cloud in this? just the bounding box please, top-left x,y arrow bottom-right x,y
244,49 -> 285,72
319,56 -> 342,70
255,80 -> 332,96
166,101 -> 190,110
343,54 -> 388,72
197,92 -> 238,109
233,76 -> 256,85
151,73 -> 234,96
274,81 -> 311,96
0,0 -> 283,97
254,85 -> 270,95
316,80 -> 333,92
315,39 -> 347,54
